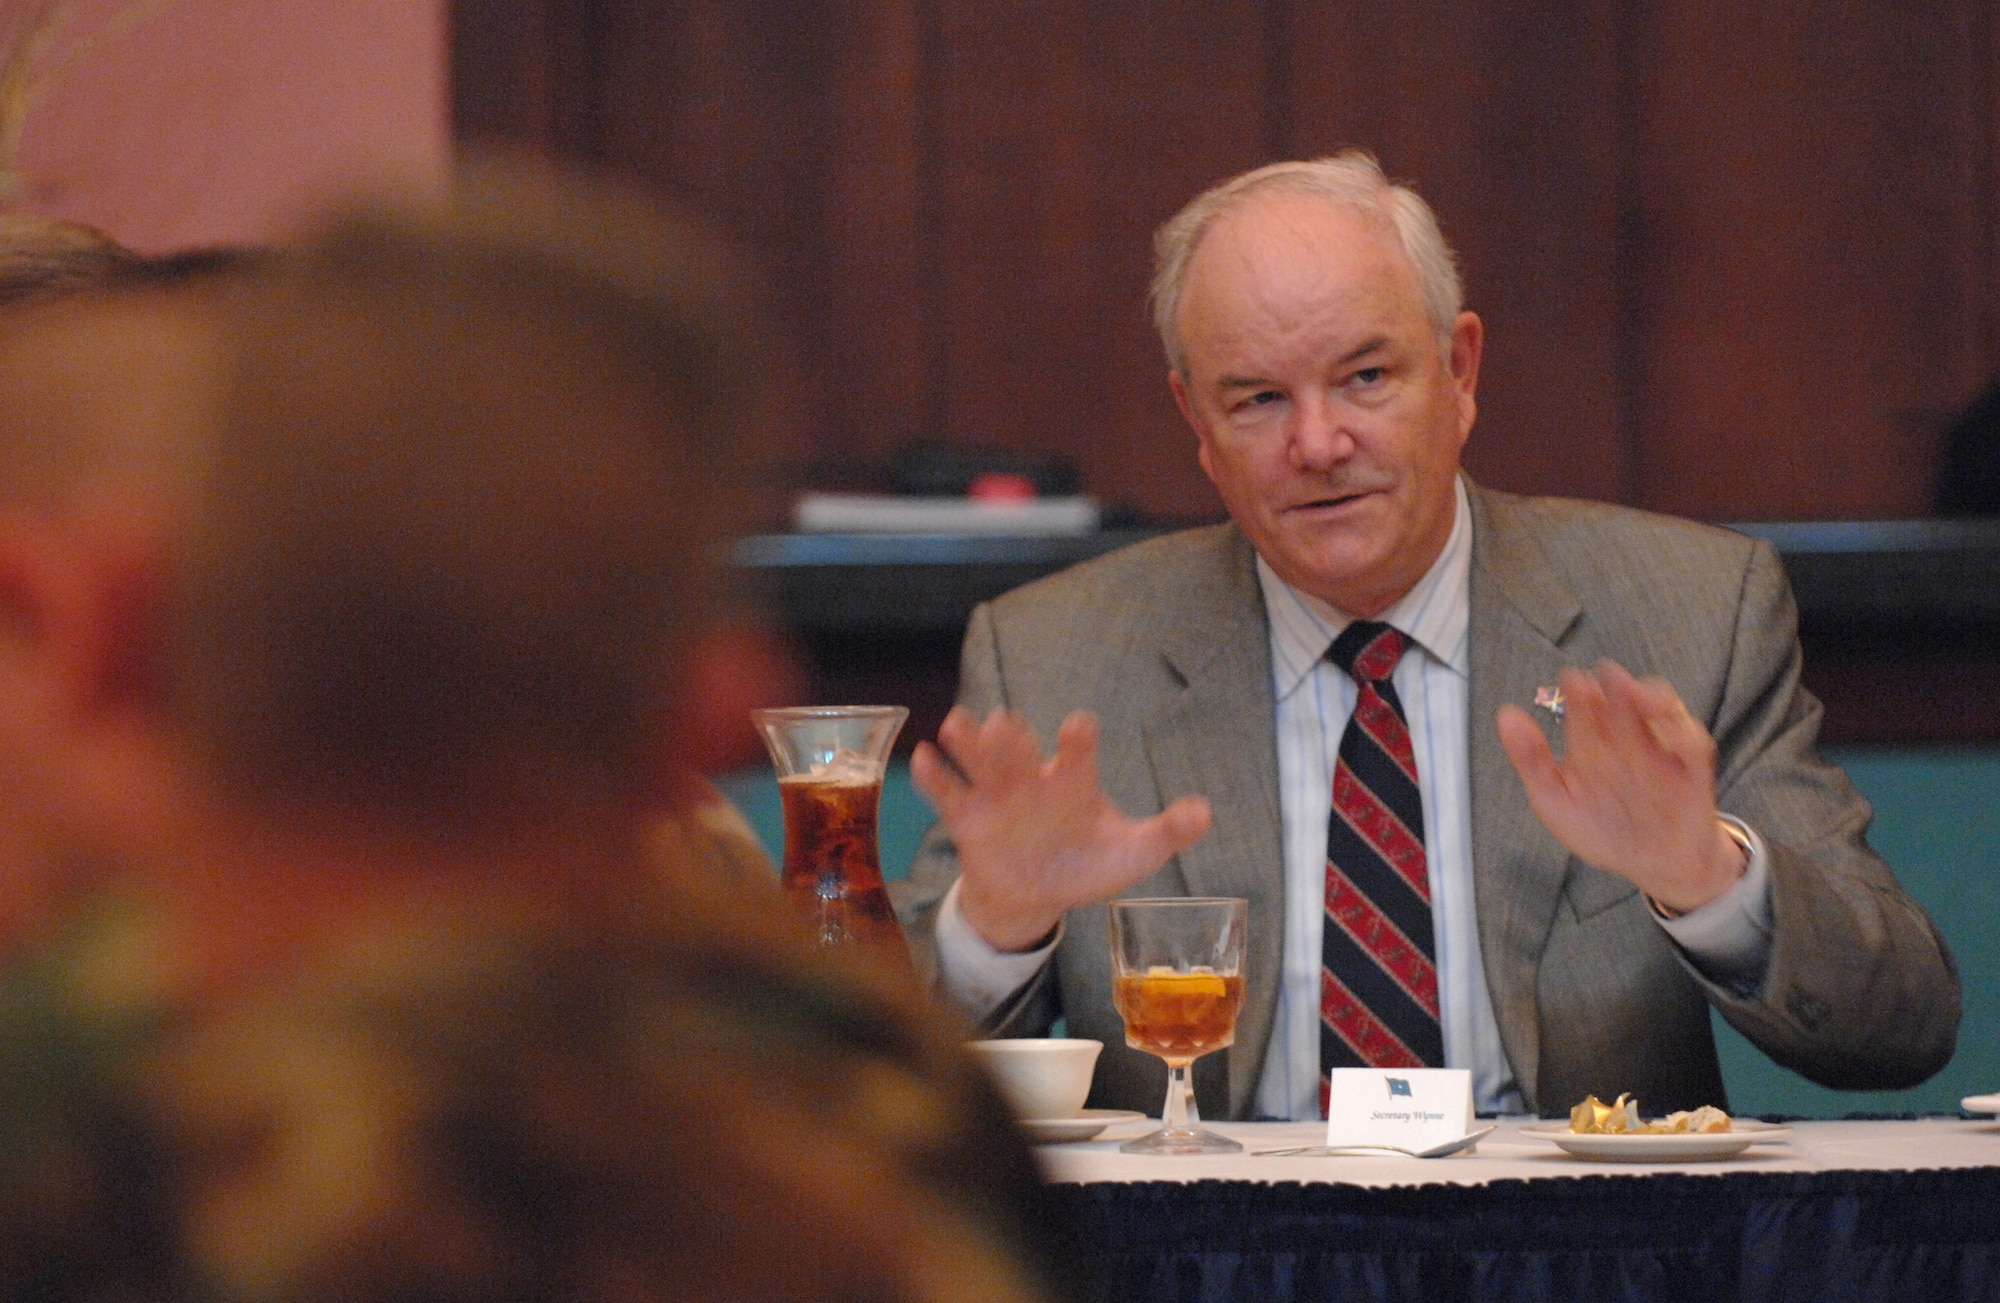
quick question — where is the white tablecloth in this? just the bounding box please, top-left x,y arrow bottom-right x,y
1033,1116 -> 2000,1186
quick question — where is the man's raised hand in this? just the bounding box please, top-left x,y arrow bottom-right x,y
910,706 -> 1212,952
1495,661 -> 1745,914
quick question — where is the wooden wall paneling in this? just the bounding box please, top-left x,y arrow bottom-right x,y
1077,0 -> 1272,522
1954,0 -> 2000,406
926,0 -> 1105,477
923,0 -> 1273,523
1282,0 -> 1628,505
448,0 -> 1999,525
1625,1 -> 1979,521
560,1 -> 933,518
450,0 -> 557,149
1989,0 -> 2000,384
582,0 -> 828,496
449,0 -> 613,159
816,0 -> 935,470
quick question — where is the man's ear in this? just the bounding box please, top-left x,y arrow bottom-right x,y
0,506 -> 167,716
1449,311 -> 1483,443
0,518 -> 50,655
651,616 -> 806,802
0,512 -> 103,702
0,504 -> 190,850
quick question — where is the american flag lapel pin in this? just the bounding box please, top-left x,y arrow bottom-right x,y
1533,686 -> 1566,720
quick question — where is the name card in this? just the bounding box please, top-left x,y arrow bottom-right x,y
1325,1068 -> 1474,1151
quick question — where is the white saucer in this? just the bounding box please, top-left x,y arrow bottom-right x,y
1019,1109 -> 1147,1144
1962,1094 -> 2000,1115
1520,1120 -> 1792,1162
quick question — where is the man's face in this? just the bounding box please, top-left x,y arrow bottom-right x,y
1169,190 -> 1482,617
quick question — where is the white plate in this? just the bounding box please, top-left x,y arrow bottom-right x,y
1519,1120 -> 1792,1162
1963,1094 -> 2000,1115
1019,1109 -> 1147,1144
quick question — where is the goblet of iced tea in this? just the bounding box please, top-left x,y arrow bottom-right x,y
752,706 -> 912,975
1108,897 -> 1248,1154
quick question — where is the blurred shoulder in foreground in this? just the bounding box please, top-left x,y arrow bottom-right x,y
0,162 -> 1068,1303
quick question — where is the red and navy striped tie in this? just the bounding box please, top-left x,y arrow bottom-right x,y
1320,620 -> 1442,1105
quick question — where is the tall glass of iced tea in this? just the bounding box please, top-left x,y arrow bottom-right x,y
1108,897 -> 1248,1154
752,706 -> 911,974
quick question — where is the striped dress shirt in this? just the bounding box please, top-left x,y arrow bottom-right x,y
1254,477 -> 1526,1118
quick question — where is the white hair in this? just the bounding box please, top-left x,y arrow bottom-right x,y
1150,151 -> 1464,374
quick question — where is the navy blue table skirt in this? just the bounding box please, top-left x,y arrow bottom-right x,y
1043,1170 -> 2000,1301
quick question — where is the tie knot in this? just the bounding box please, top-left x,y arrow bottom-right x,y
1327,621 -> 1407,683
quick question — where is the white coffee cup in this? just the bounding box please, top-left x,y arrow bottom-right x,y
967,1037 -> 1102,1119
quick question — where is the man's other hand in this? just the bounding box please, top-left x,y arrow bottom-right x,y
1495,661 -> 1745,914
910,706 -> 1212,952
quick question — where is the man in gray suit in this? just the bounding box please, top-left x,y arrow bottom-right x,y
895,153 -> 1959,1120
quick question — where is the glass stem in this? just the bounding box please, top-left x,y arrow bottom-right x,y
1162,1059 -> 1196,1133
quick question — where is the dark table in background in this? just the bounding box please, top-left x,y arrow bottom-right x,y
735,518 -> 2000,750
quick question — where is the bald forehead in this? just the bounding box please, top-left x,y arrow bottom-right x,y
0,296 -> 218,510
1182,188 -> 1407,297
1174,190 -> 1421,361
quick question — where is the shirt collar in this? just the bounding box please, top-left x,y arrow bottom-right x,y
1258,476 -> 1472,700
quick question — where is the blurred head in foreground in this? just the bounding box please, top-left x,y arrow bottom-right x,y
0,169 -> 1060,1303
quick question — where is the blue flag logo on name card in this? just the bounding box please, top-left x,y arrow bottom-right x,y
1387,1078 -> 1413,1098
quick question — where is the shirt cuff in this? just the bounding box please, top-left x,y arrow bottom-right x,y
1653,814 -> 1774,993
934,877 -> 1063,1019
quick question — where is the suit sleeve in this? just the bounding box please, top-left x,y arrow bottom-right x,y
1694,539 -> 1960,1088
890,604 -> 1065,1037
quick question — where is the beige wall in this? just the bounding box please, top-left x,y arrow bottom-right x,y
11,0 -> 448,252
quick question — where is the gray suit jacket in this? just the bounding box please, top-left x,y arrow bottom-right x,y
895,483 -> 1960,1118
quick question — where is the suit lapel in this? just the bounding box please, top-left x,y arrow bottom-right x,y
1466,483 -> 1583,1112
1137,528 -> 1284,1113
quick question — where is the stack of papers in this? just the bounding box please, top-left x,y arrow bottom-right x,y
793,492 -> 1101,536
